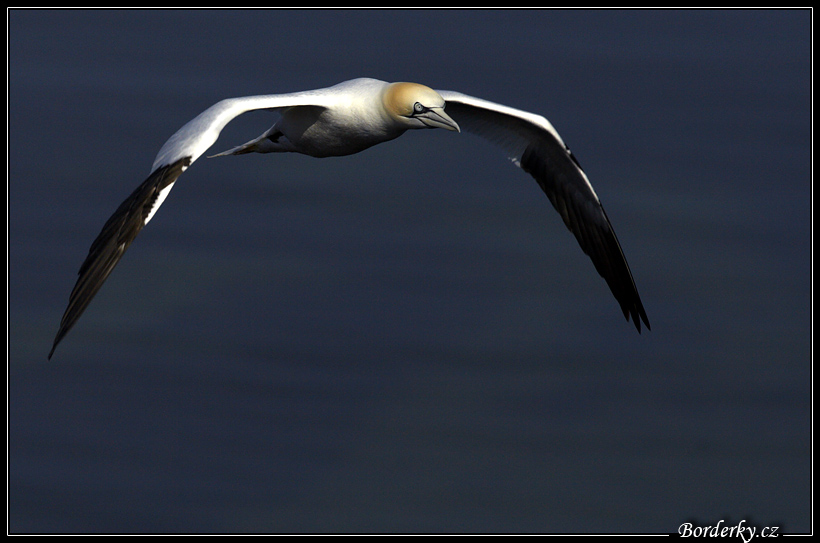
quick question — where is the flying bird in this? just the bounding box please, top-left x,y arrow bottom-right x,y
48,78 -> 649,359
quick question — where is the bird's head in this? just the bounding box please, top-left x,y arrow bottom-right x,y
383,82 -> 460,132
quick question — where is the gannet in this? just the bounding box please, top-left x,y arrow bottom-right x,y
48,77 -> 650,359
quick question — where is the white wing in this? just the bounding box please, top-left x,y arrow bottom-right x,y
49,80 -> 649,359
438,90 -> 650,332
48,88 -> 341,359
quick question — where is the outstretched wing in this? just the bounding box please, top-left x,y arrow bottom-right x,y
438,90 -> 650,332
48,89 -> 337,359
48,158 -> 190,359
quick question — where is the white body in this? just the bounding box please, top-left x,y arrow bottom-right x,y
49,77 -> 649,359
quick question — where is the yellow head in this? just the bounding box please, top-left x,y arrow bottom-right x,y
382,82 -> 460,131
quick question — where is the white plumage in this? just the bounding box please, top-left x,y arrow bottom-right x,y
49,77 -> 649,359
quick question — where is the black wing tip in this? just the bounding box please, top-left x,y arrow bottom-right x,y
47,326 -> 67,359
47,157 -> 192,360
641,312 -> 651,332
625,302 -> 651,334
48,323 -> 70,360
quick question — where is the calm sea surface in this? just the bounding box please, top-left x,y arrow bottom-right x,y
9,9 -> 811,533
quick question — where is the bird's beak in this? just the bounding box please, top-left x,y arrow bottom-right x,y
418,107 -> 460,132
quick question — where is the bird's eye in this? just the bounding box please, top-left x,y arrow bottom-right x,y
413,102 -> 425,114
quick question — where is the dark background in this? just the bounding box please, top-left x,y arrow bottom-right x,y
9,9 -> 811,533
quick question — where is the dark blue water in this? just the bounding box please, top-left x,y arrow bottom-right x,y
9,9 -> 811,533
